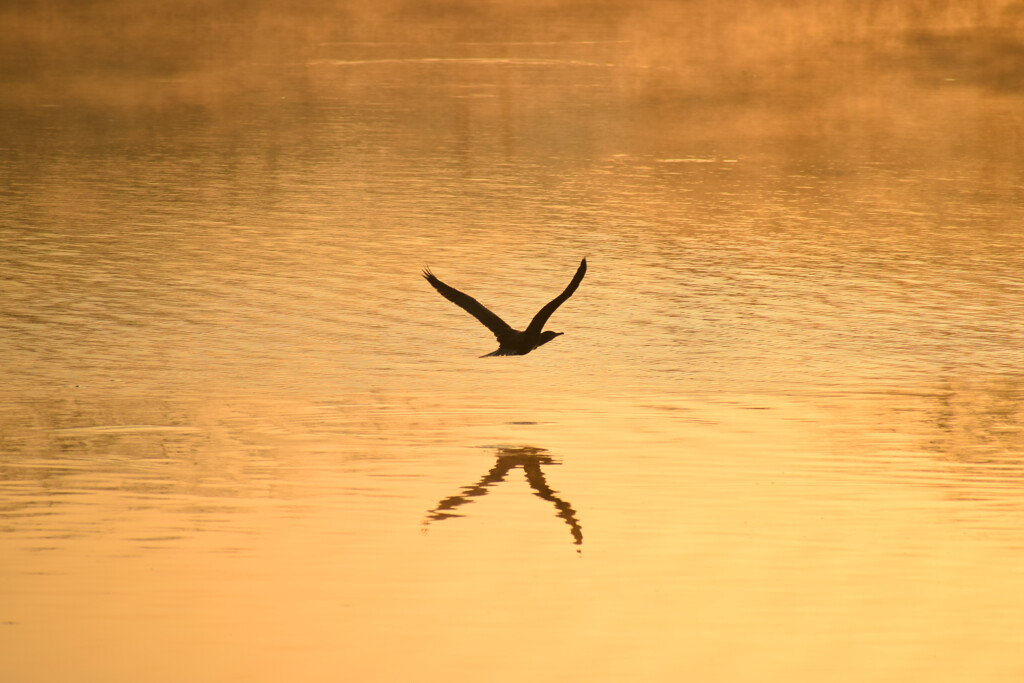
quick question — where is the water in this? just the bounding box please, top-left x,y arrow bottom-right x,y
2,2 -> 1024,681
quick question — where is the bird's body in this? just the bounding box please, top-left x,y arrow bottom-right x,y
423,258 -> 587,357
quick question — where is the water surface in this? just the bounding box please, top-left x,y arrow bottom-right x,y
2,2 -> 1024,681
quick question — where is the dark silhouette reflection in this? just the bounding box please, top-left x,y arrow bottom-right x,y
424,446 -> 583,548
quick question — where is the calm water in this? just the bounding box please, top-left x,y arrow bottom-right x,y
3,2 -> 1024,681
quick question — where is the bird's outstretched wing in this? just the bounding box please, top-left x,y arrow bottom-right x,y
524,258 -> 587,338
423,268 -> 515,340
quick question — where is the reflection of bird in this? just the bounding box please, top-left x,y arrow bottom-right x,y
423,258 -> 587,357
423,446 -> 583,548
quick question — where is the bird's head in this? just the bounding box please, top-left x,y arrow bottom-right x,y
538,330 -> 564,347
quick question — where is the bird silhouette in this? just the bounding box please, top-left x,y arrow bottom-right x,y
423,258 -> 587,357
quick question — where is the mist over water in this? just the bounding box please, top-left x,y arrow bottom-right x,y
2,2 -> 1024,682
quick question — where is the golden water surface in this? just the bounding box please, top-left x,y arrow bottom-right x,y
2,1 -> 1024,681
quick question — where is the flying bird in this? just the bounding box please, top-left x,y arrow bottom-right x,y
423,258 -> 587,357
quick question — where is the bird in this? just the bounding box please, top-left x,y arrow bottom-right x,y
422,258 -> 587,357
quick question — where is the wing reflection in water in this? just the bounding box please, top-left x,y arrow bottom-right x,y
424,446 -> 583,549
